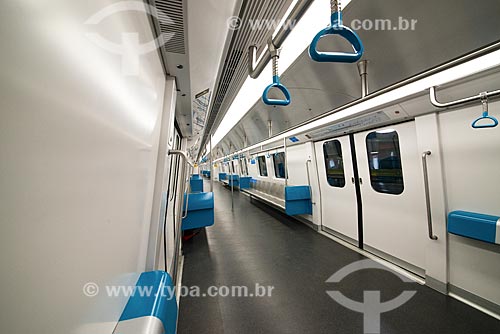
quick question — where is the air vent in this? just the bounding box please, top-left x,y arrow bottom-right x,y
154,0 -> 185,54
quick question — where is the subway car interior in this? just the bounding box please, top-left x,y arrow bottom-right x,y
3,0 -> 500,333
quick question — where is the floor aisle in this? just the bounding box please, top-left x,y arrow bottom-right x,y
178,181 -> 500,333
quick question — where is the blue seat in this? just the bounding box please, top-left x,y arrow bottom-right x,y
227,174 -> 240,188
448,211 -> 500,245
285,186 -> 312,216
114,271 -> 177,334
190,177 -> 203,193
239,177 -> 252,189
219,173 -> 227,181
182,192 -> 215,230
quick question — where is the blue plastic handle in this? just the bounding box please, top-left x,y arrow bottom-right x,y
262,75 -> 291,106
309,12 -> 364,63
472,112 -> 499,129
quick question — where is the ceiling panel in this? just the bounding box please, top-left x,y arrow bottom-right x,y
215,0 -> 500,154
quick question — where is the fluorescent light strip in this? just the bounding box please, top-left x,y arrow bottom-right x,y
212,0 -> 342,147
221,48 -> 500,158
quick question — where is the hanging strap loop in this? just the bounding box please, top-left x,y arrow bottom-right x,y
262,39 -> 291,106
309,0 -> 364,63
472,92 -> 499,129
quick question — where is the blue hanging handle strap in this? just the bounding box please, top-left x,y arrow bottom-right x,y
309,0 -> 364,63
262,41 -> 291,106
472,92 -> 498,129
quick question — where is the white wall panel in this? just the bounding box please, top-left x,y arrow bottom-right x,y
415,113 -> 448,290
0,1 -> 168,333
438,100 -> 500,306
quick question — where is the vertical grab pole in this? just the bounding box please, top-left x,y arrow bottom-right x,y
210,135 -> 214,192
230,143 -> 234,211
305,159 -> 314,204
182,165 -> 192,219
231,157 -> 234,211
284,137 -> 288,187
357,60 -> 369,98
422,151 -> 438,240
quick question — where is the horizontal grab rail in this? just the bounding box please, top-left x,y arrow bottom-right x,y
429,86 -> 500,108
430,87 -> 499,129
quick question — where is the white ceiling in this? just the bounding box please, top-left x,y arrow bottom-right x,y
185,0 -> 239,143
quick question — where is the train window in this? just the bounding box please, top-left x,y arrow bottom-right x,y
257,156 -> 268,177
241,157 -> 249,175
272,152 -> 286,179
323,140 -> 346,187
366,130 -> 404,195
231,161 -> 235,174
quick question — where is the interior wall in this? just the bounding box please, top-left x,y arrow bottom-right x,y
0,1 -> 168,333
438,100 -> 500,306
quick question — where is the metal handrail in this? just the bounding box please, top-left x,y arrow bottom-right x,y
168,150 -> 193,220
240,42 -> 500,151
429,86 -> 500,108
430,86 -> 500,129
422,151 -> 438,241
249,144 -> 285,157
248,0 -> 314,79
284,137 -> 288,187
169,156 -> 179,201
230,160 -> 234,210
305,159 -> 314,204
305,159 -> 312,188
182,167 -> 192,220
168,150 -> 194,168
167,149 -> 194,282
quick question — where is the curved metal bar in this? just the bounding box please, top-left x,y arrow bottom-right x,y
168,150 -> 194,168
430,87 -> 500,129
168,150 -> 194,221
422,151 -> 438,241
262,75 -> 291,106
429,86 -> 500,108
309,12 -> 364,63
248,0 -> 314,79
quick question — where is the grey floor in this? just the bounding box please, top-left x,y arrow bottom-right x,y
178,181 -> 500,333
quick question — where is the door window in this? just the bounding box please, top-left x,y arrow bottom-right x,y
366,130 -> 404,195
323,140 -> 346,188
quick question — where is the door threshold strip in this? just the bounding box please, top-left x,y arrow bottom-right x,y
318,230 -> 425,285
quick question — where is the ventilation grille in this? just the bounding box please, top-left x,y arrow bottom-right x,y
200,0 -> 293,155
154,0 -> 185,54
